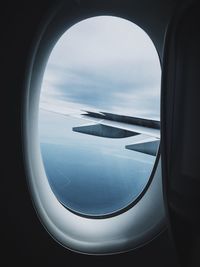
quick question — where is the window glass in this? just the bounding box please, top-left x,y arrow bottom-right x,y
39,16 -> 161,217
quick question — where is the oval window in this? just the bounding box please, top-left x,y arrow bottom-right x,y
39,16 -> 161,217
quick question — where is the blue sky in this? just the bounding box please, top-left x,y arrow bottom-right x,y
40,16 -> 161,119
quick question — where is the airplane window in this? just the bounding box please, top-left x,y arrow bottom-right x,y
39,16 -> 161,217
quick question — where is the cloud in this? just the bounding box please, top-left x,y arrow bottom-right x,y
40,16 -> 161,119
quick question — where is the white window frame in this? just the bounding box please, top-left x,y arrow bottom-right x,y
22,1 -> 165,255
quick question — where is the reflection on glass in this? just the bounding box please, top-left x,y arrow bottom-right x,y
39,16 -> 161,217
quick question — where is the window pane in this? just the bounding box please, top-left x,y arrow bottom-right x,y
39,16 -> 161,217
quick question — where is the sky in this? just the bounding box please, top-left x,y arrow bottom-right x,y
40,15 -> 161,119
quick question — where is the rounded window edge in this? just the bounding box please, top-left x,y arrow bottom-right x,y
39,15 -> 161,219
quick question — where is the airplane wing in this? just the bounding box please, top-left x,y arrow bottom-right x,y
73,110 -> 160,156
40,107 -> 160,156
